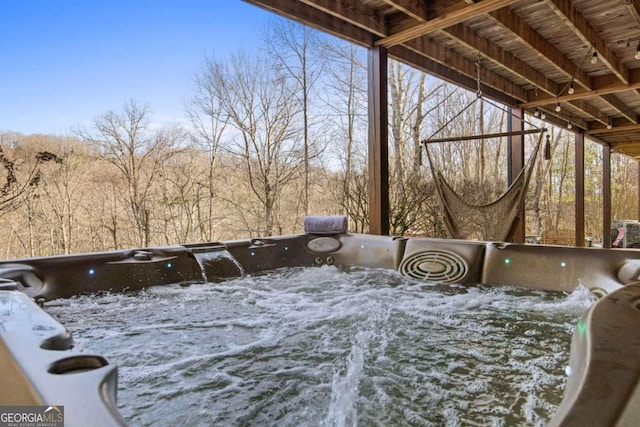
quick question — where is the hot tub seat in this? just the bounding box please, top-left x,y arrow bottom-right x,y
548,282 -> 640,426
0,291 -> 126,426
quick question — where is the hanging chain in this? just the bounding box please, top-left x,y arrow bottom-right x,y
476,56 -> 482,98
422,52 -> 546,144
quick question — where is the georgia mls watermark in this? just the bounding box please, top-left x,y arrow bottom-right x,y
0,406 -> 64,427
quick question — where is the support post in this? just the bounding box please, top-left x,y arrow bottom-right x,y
575,132 -> 585,247
367,46 -> 389,235
603,144 -> 612,248
507,107 -> 525,243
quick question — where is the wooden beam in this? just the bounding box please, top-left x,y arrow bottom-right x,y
586,122 -> 640,135
297,0 -> 387,37
603,143 -> 612,248
545,0 -> 629,84
530,98 -> 608,126
536,106 -> 590,130
626,0 -> 640,24
375,0 -> 519,47
523,69 -> 640,107
390,0 -> 561,103
604,138 -> 639,150
489,7 -> 591,90
379,0 -> 428,22
601,94 -> 639,124
444,24 -> 559,97
567,99 -> 609,126
389,45 -> 522,107
610,141 -> 640,151
604,141 -> 640,149
368,46 -> 390,235
424,129 -> 544,144
392,0 -> 559,100
402,36 -> 528,102
508,108 -> 525,243
575,132 -> 585,247
243,0 -> 375,46
387,0 -> 491,34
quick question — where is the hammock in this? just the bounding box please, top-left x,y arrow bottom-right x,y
421,97 -> 546,242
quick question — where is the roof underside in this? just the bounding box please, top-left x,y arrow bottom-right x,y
244,0 -> 640,159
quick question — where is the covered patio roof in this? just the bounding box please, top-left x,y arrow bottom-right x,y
245,0 -> 640,158
244,0 -> 640,246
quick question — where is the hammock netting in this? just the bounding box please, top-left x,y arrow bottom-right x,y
424,129 -> 544,242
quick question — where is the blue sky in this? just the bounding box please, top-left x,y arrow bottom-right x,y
0,0 -> 272,135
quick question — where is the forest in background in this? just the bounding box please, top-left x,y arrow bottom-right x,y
0,20 -> 637,259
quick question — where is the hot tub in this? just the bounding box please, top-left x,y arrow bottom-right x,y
0,233 -> 639,426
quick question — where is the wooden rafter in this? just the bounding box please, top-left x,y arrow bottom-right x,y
298,0 -> 387,37
544,0 -> 629,84
555,99 -> 608,127
402,36 -> 527,101
390,44 -> 521,107
445,21 -> 610,125
387,1 -> 476,37
396,2 -> 607,127
246,0 -> 376,46
443,24 -> 559,97
375,0 -> 519,47
601,94 -> 639,124
296,0 -> 528,103
607,141 -> 640,149
626,0 -> 640,24
379,0 -> 427,22
525,69 -> 640,107
587,122 -> 640,134
386,2 -> 555,105
489,7 -> 592,91
537,106 -> 590,130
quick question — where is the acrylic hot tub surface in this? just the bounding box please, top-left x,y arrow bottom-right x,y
2,233 -> 640,426
45,266 -> 594,426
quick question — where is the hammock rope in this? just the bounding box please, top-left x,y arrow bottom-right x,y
421,86 -> 546,241
422,129 -> 545,241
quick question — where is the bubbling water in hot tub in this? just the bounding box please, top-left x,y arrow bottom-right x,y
45,266 -> 594,426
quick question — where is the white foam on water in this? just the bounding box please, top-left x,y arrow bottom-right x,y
44,265 -> 595,426
324,332 -> 368,427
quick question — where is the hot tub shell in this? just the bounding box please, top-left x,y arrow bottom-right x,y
0,233 -> 639,426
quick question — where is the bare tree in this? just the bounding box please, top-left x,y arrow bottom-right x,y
0,133 -> 62,217
39,138 -> 89,254
265,19 -> 324,216
320,40 -> 369,231
87,169 -> 124,250
79,100 -> 186,247
155,150 -> 205,244
612,152 -> 639,220
197,53 -> 303,236
388,63 -> 445,235
186,69 -> 228,241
